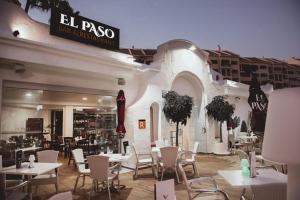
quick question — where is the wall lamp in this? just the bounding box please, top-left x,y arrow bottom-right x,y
13,30 -> 20,37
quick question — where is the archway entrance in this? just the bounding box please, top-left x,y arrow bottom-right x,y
170,72 -> 204,151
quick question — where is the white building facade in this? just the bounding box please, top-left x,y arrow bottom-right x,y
0,1 -> 273,154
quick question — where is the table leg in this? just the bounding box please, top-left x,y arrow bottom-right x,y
0,173 -> 6,200
27,175 -> 32,200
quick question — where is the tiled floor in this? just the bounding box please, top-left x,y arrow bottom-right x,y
34,154 -> 249,200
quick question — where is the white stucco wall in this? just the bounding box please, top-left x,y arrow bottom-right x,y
0,1 -> 273,154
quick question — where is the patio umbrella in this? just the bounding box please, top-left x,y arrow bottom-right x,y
247,75 -> 268,134
116,90 -> 126,138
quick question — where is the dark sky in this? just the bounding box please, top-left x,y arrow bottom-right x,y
19,0 -> 300,60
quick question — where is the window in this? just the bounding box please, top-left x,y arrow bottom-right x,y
260,65 -> 267,69
211,59 -> 218,64
231,61 -> 238,65
221,60 -> 230,66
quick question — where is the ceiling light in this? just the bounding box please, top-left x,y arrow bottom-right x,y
25,92 -> 32,97
189,45 -> 196,51
36,105 -> 43,110
97,108 -> 100,111
82,97 -> 88,101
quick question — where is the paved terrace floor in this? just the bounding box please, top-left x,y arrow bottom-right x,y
33,154 -> 252,200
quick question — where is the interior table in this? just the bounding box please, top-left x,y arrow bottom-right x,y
0,162 -> 62,200
218,169 -> 287,199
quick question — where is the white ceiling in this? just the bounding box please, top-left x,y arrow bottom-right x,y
2,87 -> 117,109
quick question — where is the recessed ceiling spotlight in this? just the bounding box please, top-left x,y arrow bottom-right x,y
97,99 -> 102,103
82,97 -> 88,101
36,105 -> 43,111
25,92 -> 32,97
97,108 -> 100,111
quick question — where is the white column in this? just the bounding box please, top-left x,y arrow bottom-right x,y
63,106 -> 73,137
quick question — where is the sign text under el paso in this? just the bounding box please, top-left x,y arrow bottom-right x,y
50,8 -> 119,50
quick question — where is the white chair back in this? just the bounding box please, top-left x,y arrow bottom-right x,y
72,149 -> 85,172
160,147 -> 178,168
191,142 -> 199,160
155,179 -> 176,200
48,191 -> 72,200
155,140 -> 164,148
37,150 -> 58,174
87,155 -> 109,182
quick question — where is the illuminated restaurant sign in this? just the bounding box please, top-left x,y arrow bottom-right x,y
50,8 -> 119,50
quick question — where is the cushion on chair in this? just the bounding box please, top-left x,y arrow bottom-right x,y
138,158 -> 153,163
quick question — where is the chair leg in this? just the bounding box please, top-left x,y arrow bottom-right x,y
175,168 -> 180,183
55,183 -> 58,193
151,164 -> 156,178
74,174 -> 81,192
35,185 -> 38,194
161,168 -> 165,181
192,162 -> 198,177
134,163 -> 139,179
107,182 -> 111,200
83,174 -> 85,186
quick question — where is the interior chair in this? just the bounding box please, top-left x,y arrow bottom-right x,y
72,148 -> 90,192
178,153 -> 229,200
123,141 -> 129,153
4,179 -> 30,200
181,142 -> 199,176
87,155 -> 120,200
31,150 -> 59,193
63,137 -> 73,158
236,149 -> 249,160
132,144 -> 155,179
48,191 -> 73,200
158,146 -> 180,183
155,140 -> 165,148
77,139 -> 90,156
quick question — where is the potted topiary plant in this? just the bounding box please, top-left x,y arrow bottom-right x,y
206,96 -> 235,143
162,91 -> 193,146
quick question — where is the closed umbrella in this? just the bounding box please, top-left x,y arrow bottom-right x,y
116,90 -> 126,138
247,75 -> 268,134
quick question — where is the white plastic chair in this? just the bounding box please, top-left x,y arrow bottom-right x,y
132,144 -> 155,179
178,153 -> 229,200
72,148 -> 90,192
155,179 -> 176,200
87,155 -> 120,200
31,150 -> 59,193
155,140 -> 165,148
158,146 -> 180,183
48,191 -> 72,200
181,142 -> 199,176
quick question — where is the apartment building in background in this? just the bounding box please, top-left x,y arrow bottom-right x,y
120,48 -> 300,89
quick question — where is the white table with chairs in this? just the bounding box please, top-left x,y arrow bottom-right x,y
218,168 -> 287,200
0,162 -> 62,200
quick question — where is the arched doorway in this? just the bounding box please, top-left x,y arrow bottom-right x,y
170,72 -> 204,151
150,102 -> 159,144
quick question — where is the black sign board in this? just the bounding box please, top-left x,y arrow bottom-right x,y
50,8 -> 119,50
248,75 -> 268,133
